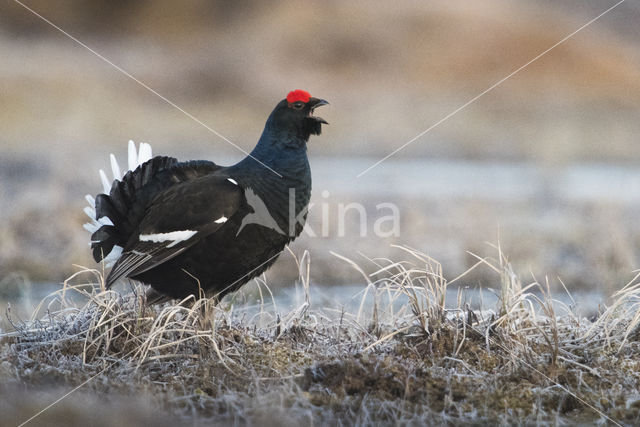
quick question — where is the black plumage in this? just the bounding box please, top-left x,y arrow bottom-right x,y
89,90 -> 328,303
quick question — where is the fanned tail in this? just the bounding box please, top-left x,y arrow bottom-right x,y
83,140 -> 221,269
83,140 -> 177,264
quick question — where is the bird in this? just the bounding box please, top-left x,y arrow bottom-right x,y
83,89 -> 328,304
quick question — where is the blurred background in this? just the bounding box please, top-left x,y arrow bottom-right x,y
1,0 -> 640,302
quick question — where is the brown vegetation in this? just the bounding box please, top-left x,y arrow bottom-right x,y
2,248 -> 640,425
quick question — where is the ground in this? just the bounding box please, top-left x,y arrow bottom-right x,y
2,248 -> 640,425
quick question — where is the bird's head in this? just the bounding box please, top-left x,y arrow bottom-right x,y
266,90 -> 329,144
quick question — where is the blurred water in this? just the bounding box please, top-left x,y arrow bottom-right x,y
2,157 -> 639,305
6,156 -> 640,207
249,283 -> 605,320
310,158 -> 640,202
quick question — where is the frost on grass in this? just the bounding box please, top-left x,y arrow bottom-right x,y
2,247 -> 640,425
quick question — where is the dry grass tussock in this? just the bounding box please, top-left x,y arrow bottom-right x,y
2,246 -> 640,425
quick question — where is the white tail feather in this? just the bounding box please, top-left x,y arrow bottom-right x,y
83,206 -> 96,219
98,216 -> 114,226
110,154 -> 122,180
86,140 -> 155,266
83,222 -> 99,233
99,170 -> 110,194
138,142 -> 153,165
103,245 -> 123,266
83,194 -> 100,232
128,140 -> 138,171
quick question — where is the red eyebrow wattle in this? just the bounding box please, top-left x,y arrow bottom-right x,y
287,89 -> 311,103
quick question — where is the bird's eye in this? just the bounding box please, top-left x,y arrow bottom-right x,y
292,101 -> 305,110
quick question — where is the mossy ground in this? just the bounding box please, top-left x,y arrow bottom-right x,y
2,248 -> 640,426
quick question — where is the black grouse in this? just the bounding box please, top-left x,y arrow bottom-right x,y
84,90 -> 328,304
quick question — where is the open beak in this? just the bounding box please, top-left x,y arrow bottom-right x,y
309,98 -> 329,124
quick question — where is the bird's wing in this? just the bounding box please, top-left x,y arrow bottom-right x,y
105,175 -> 242,287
